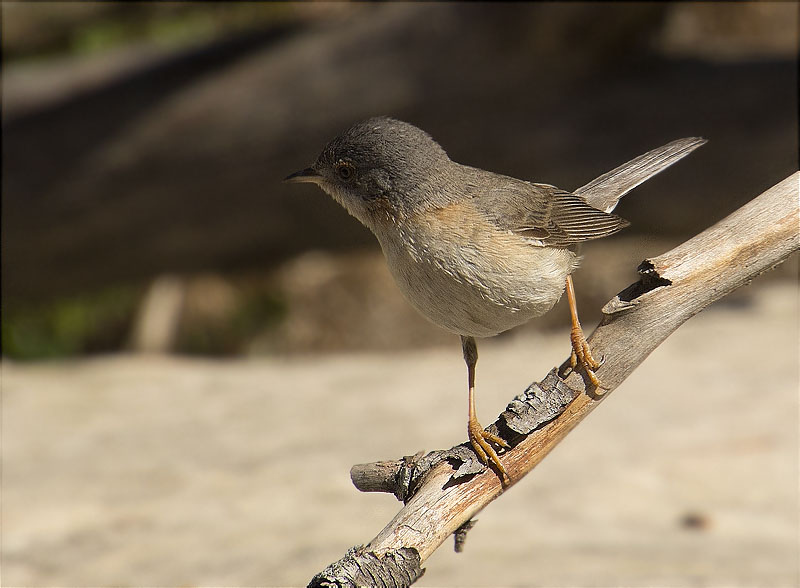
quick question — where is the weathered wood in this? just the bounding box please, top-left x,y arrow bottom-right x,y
350,452 -> 425,501
350,459 -> 407,495
309,172 -> 800,586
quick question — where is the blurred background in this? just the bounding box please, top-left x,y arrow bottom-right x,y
2,2 -> 798,586
2,1 -> 797,358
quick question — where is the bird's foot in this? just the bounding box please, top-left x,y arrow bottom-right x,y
569,326 -> 605,392
468,416 -> 509,478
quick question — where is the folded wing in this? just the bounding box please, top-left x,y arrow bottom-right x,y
471,180 -> 629,248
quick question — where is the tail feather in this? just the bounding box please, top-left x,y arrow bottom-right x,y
575,137 -> 707,213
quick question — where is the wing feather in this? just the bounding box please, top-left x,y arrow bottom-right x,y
468,178 -> 629,247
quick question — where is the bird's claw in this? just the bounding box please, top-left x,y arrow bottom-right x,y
468,417 -> 509,478
569,328 -> 606,393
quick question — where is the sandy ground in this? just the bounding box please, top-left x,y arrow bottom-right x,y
3,281 -> 798,587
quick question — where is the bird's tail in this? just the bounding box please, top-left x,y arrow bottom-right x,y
575,137 -> 707,213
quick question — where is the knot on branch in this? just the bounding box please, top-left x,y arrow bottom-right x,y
308,546 -> 424,588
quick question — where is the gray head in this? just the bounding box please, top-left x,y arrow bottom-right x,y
285,117 -> 453,226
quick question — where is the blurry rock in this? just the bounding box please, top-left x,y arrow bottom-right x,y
175,274 -> 249,355
130,274 -> 186,353
181,273 -> 240,324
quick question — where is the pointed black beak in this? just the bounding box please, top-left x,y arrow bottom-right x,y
283,167 -> 322,184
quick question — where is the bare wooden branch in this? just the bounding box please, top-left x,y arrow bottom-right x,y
309,172 -> 799,588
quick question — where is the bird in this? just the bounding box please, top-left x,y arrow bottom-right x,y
285,117 -> 705,478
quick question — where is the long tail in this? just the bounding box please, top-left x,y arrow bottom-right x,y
575,137 -> 707,213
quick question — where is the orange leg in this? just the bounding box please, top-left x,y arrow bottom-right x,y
462,336 -> 509,477
565,275 -> 603,390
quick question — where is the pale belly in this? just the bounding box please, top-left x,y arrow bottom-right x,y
377,229 -> 578,338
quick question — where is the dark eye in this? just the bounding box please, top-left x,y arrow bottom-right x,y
336,161 -> 355,181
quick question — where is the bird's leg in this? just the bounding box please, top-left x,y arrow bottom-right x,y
565,274 -> 603,389
461,335 -> 509,477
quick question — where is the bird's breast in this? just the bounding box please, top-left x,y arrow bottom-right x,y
373,204 -> 579,337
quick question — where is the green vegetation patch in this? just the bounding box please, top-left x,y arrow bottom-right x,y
2,285 -> 142,360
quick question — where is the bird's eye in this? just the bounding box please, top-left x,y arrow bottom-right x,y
336,161 -> 355,181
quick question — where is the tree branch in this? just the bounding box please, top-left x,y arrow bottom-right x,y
309,172 -> 799,588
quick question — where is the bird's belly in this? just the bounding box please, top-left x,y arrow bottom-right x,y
378,232 -> 577,338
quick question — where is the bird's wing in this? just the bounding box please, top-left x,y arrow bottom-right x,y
469,178 -> 630,248
574,137 -> 706,213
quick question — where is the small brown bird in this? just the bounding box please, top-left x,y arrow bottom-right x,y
286,117 -> 705,477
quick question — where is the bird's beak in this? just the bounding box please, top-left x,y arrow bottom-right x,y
283,167 -> 322,184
